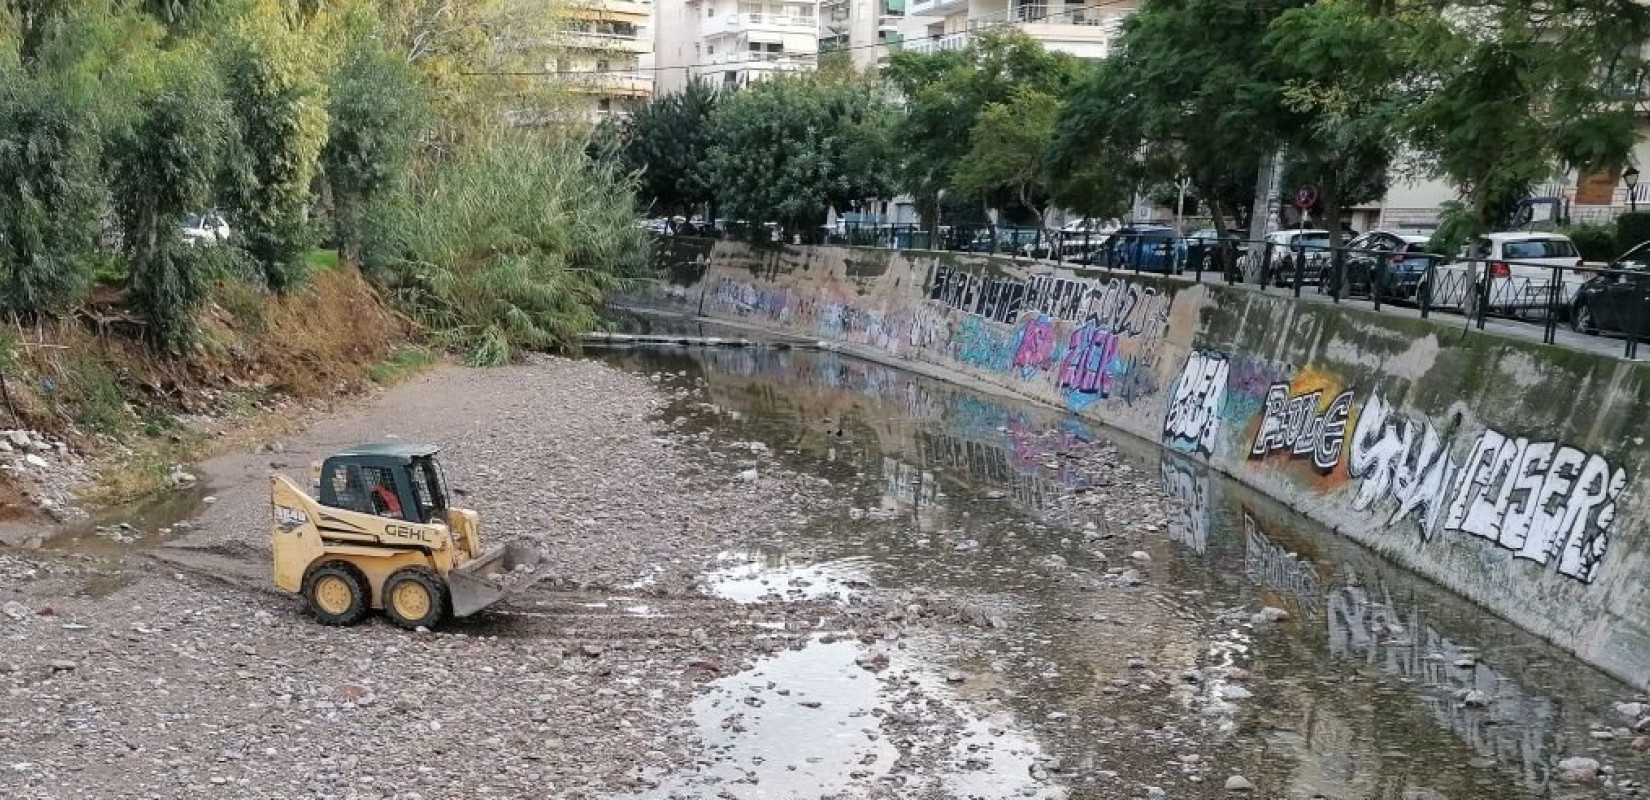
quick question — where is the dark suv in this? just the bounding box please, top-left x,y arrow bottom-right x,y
1572,242 -> 1650,336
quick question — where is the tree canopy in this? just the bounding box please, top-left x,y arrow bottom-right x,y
704,73 -> 897,233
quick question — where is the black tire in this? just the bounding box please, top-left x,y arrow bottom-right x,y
1572,301 -> 1598,335
382,567 -> 449,630
303,561 -> 370,626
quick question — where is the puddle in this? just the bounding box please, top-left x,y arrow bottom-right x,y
596,346 -> 1650,797
633,636 -> 1061,800
634,638 -> 897,799
42,485 -> 210,555
702,549 -> 874,605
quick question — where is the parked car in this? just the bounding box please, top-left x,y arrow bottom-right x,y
1175,228 -> 1248,277
1572,241 -> 1650,336
1256,229 -> 1332,287
1322,231 -> 1442,300
965,226 -> 1041,254
180,212 -> 230,246
1422,232 -> 1585,313
1075,225 -> 1180,273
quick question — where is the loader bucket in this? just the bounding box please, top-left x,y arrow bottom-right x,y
446,541 -> 547,618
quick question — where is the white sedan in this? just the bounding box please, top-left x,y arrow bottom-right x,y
1422,232 -> 1586,313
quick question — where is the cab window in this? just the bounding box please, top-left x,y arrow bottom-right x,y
411,460 -> 445,522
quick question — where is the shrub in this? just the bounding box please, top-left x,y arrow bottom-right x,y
363,132 -> 651,365
1563,222 -> 1618,262
1616,212 -> 1650,254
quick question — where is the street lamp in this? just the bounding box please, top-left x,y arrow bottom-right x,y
1625,166 -> 1641,212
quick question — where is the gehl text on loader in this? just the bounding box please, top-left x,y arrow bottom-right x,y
269,443 -> 544,629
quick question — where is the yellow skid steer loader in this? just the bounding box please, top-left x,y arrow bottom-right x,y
270,443 -> 544,629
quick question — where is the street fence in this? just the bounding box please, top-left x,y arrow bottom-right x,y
673,221 -> 1649,359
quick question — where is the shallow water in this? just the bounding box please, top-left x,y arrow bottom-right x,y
597,342 -> 1639,799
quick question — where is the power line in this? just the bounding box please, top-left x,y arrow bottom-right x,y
459,0 -> 1134,77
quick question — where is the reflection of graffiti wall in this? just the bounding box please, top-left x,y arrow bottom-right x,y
1244,515 -> 1322,613
1329,585 -> 1557,791
680,238 -> 1650,684
1160,456 -> 1213,555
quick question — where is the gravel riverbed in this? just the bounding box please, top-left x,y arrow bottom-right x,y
0,357 -> 870,799
0,352 -> 1447,800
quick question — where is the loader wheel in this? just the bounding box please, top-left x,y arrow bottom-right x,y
383,568 -> 448,630
304,562 -> 369,626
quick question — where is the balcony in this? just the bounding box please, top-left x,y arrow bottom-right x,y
561,31 -> 651,53
702,12 -> 818,38
968,4 -> 1126,58
904,30 -> 969,54
561,71 -> 654,99
704,51 -> 814,69
561,0 -> 652,24
909,0 -> 967,15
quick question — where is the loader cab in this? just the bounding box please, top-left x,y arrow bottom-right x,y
317,443 -> 450,524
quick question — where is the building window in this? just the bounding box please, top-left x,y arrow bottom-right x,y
597,98 -> 612,114
725,70 -> 738,86
707,44 -> 716,55
596,58 -> 611,71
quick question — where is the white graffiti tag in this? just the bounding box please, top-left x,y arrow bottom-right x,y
1348,394 -> 1627,583
1250,383 -> 1354,473
1164,351 -> 1230,456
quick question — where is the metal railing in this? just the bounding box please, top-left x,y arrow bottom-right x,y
677,221 -> 1650,360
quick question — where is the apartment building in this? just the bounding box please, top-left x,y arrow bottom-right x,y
554,0 -> 656,119
901,0 -> 1131,58
655,0 -> 823,95
820,0 -> 908,70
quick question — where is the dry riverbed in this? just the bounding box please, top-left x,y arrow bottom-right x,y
0,354 -> 1293,799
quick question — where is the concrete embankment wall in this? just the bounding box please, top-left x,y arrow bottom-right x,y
657,239 -> 1650,687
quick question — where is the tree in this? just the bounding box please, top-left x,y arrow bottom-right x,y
618,79 -> 718,219
323,34 -> 429,263
951,86 -> 1063,225
704,74 -> 896,234
111,67 -> 231,351
1050,0 -> 1301,236
1265,0 -> 1408,254
220,10 -> 328,292
375,0 -> 570,136
0,71 -> 102,318
886,30 -> 1082,225
1404,0 -> 1650,236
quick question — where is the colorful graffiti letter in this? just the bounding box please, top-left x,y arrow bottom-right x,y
1250,383 -> 1353,473
1164,351 -> 1230,456
1058,315 -> 1118,408
1012,315 -> 1056,376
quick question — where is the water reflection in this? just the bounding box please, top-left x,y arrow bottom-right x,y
596,345 -> 1638,798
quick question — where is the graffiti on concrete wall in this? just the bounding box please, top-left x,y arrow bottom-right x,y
924,265 -> 1175,412
1164,351 -> 1231,456
1348,393 -> 1627,584
1249,382 -> 1355,474
1011,314 -> 1057,377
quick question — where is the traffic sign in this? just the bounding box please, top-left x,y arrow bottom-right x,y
1293,185 -> 1319,209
